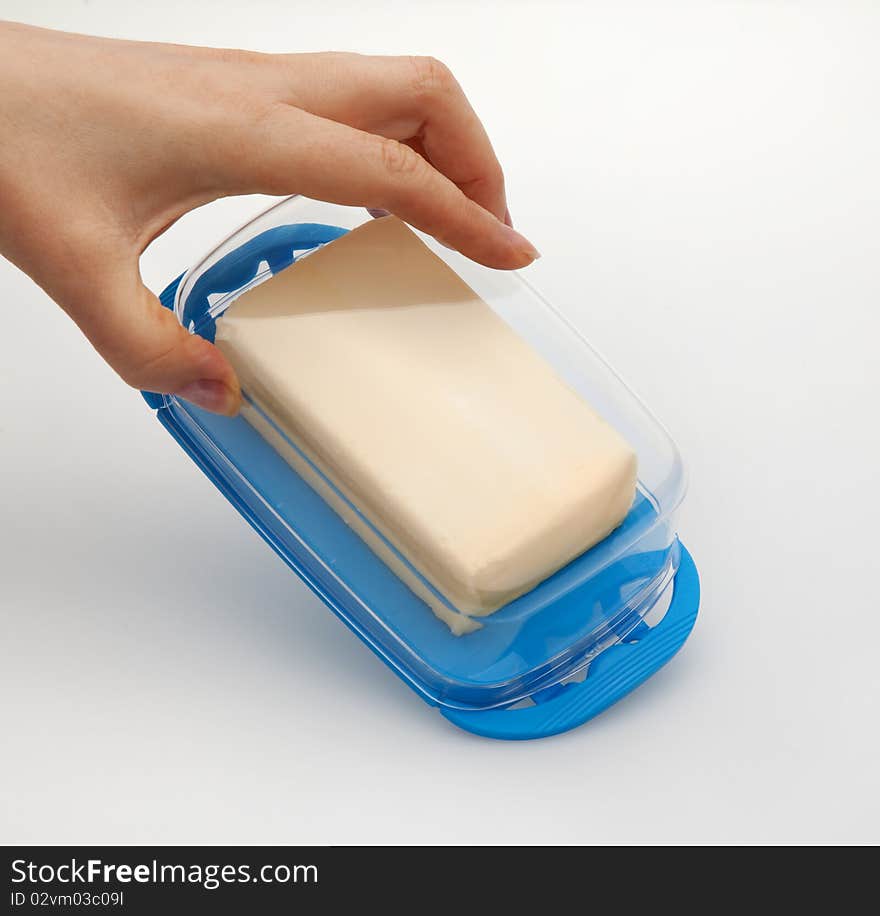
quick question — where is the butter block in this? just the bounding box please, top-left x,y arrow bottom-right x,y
215,217 -> 637,633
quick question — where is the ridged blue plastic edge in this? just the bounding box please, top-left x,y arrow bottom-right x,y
144,248 -> 700,740
440,544 -> 699,739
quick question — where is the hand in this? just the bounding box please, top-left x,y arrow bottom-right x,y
0,22 -> 539,414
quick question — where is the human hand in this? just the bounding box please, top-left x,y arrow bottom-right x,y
0,22 -> 538,414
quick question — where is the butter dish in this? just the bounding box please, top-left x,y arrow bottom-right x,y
214,215 -> 638,633
142,195 -> 700,739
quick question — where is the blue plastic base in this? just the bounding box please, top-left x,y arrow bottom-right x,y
440,544 -> 699,739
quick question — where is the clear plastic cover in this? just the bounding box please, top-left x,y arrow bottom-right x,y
163,196 -> 686,709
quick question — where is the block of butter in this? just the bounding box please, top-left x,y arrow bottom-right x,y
215,217 -> 637,634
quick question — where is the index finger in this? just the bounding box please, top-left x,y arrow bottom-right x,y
229,106 -> 537,270
275,52 -> 508,221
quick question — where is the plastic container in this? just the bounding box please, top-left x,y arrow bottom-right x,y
143,196 -> 700,739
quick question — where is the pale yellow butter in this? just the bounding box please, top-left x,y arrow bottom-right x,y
216,217 -> 637,634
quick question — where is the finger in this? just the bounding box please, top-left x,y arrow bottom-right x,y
233,108 -> 539,270
64,260 -> 241,414
274,53 -> 508,221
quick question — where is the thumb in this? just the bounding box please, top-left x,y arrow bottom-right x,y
73,263 -> 241,415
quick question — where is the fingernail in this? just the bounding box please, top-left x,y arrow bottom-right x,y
502,224 -> 541,262
503,207 -> 513,228
176,379 -> 240,416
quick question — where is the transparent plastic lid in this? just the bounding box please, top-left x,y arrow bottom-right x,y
161,196 -> 686,710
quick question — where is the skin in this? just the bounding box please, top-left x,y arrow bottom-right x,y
0,22 -> 539,415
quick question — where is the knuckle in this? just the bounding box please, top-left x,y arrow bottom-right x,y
117,365 -> 150,391
115,345 -> 173,391
377,137 -> 423,179
115,312 -> 192,392
408,55 -> 454,98
114,351 -> 155,391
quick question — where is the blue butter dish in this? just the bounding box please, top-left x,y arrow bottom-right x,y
143,196 -> 699,739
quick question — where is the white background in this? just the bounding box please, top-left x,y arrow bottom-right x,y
1,1 -> 878,845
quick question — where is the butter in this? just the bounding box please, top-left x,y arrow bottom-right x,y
215,217 -> 637,634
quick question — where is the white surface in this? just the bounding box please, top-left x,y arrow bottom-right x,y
1,0 -> 878,845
